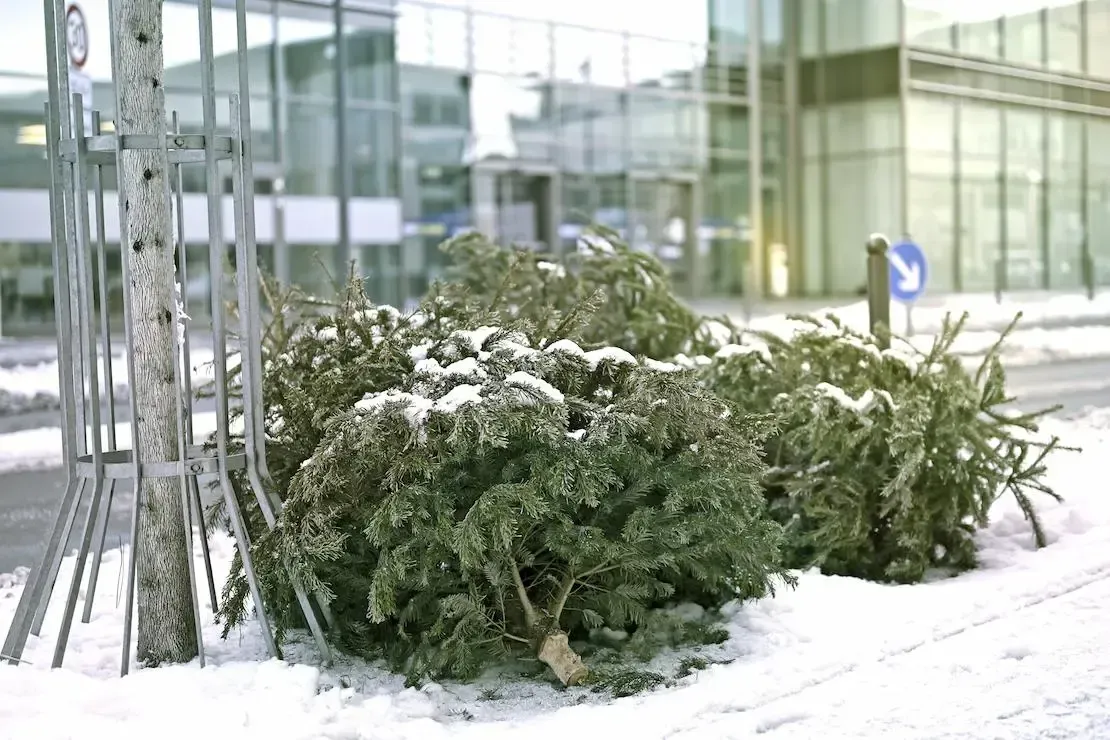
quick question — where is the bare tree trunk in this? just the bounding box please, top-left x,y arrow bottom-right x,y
116,0 -> 197,665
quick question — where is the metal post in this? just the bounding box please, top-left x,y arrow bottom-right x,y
334,0 -> 353,281
4,0 -> 329,677
866,233 -> 891,349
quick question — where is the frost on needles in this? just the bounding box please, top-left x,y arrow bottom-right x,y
216,300 -> 788,686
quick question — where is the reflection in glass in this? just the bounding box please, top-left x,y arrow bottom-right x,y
345,17 -> 397,103
396,3 -> 468,71
958,102 -> 1001,291
1088,119 -> 1110,282
471,14 -> 552,78
904,2 -> 955,50
1004,107 -> 1046,289
630,178 -> 696,288
1046,2 -> 1082,73
554,27 -> 625,86
705,155 -> 749,295
166,92 -> 276,191
826,151 -> 903,294
466,74 -> 553,164
163,3 -> 275,93
628,37 -> 701,91
1090,1 -> 1110,79
823,0 -> 900,54
280,7 -> 338,98
361,243 -> 404,307
628,95 -> 702,169
473,170 -> 554,250
1004,9 -> 1043,67
1047,111 -> 1084,288
959,15 -> 1001,59
348,106 -> 398,198
0,77 -> 51,189
289,244 -> 340,297
286,101 -> 337,195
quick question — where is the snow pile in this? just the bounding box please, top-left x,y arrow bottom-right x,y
2,410 -> 1109,738
737,290 -> 1110,337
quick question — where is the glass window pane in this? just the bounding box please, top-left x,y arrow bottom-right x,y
825,0 -> 900,54
629,95 -> 701,169
629,37 -> 701,92
345,14 -> 397,103
555,28 -> 626,87
958,101 -> 1002,291
1046,2 -> 1082,73
1088,119 -> 1110,283
826,152 -> 903,294
163,3 -> 275,94
286,101 -> 336,195
0,77 -> 50,190
906,96 -> 955,292
824,98 -> 900,156
468,73 -> 554,163
469,0 -> 707,43
1004,107 -> 1046,289
511,19 -> 552,78
959,15 -> 1001,59
1088,0 -> 1110,79
349,107 -> 398,198
396,3 -> 467,71
280,5 -> 337,98
1046,111 -> 1084,288
1,3 -> 47,76
1003,8 -> 1043,67
904,1 -> 955,50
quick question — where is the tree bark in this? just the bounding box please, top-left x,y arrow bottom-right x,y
116,0 -> 198,665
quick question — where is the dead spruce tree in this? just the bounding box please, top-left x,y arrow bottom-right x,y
115,0 -> 197,664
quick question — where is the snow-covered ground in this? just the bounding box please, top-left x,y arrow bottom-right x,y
2,316 -> 1109,420
2,407 -> 1109,739
727,291 -> 1110,336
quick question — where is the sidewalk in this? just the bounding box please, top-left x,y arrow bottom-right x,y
688,289 -> 1110,336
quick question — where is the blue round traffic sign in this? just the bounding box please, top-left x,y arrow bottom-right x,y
888,239 -> 928,303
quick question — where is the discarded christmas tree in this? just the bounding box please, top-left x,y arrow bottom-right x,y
435,229 -> 727,359
700,313 -> 1065,583
218,315 -> 787,685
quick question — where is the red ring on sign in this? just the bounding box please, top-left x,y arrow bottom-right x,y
65,4 -> 89,69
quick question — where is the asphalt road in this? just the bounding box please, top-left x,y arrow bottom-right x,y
1,356 -> 1109,575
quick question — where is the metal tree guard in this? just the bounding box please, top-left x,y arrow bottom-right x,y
1,0 -> 331,676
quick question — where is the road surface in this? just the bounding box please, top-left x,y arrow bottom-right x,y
1,356 -> 1109,574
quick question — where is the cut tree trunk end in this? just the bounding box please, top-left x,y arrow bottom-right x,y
537,631 -> 588,686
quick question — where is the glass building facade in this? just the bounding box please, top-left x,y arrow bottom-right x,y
1,0 -> 1109,333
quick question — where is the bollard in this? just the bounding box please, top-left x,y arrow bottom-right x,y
866,233 -> 891,349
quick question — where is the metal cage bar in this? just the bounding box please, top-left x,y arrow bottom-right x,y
2,0 -> 331,676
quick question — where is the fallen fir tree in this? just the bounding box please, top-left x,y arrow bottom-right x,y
214,293 -> 788,685
698,313 -> 1066,583
434,228 -> 727,359
435,232 -> 1066,584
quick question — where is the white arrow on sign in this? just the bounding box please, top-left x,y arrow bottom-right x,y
889,251 -> 921,294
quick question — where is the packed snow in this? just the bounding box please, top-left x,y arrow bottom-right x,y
2,408 -> 1110,738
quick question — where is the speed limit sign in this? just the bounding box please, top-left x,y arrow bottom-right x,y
66,4 -> 88,69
